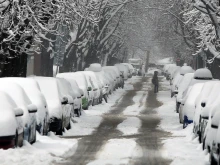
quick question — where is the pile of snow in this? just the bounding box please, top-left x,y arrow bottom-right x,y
194,68 -> 212,79
0,132 -> 78,165
88,63 -> 102,72
180,66 -> 194,75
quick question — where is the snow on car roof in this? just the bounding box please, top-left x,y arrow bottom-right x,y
88,63 -> 102,72
31,76 -> 62,119
194,68 -> 212,79
180,66 -> 194,75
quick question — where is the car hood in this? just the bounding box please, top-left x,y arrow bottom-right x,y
0,110 -> 17,136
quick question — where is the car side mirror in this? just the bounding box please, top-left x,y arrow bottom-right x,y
201,102 -> 206,108
14,108 -> 24,117
87,87 -> 92,91
201,115 -> 209,120
61,97 -> 68,105
27,104 -> 38,113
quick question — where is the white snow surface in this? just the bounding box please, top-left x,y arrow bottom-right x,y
180,66 -> 194,75
117,117 -> 141,135
123,90 -> 147,116
0,132 -> 78,165
87,139 -> 142,165
156,80 -> 209,165
194,68 -> 212,79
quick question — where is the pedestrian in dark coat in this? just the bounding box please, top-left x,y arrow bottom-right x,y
152,71 -> 159,93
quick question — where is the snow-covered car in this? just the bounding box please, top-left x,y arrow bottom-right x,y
115,63 -> 129,80
193,81 -> 218,141
57,78 -> 82,116
87,63 -> 109,103
203,105 -> 220,153
170,66 -> 181,85
163,64 -> 177,80
182,83 -> 204,128
3,78 -> 49,135
199,82 -> 220,146
0,92 -> 24,149
82,71 -> 101,105
103,67 -> 117,91
57,72 -> 90,110
103,66 -> 121,89
77,71 -> 95,105
122,63 -> 135,76
32,77 -> 71,135
0,81 -> 37,143
211,110 -> 220,165
56,78 -> 74,127
171,65 -> 194,97
175,73 -> 194,113
122,63 -> 132,78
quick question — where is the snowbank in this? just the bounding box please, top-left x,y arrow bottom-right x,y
0,132 -> 78,165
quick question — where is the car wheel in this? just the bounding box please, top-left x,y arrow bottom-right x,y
14,131 -> 18,148
211,152 -> 218,165
56,119 -> 63,135
66,121 -> 71,130
203,137 -> 206,150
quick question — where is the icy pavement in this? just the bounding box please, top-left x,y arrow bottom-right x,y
156,78 -> 209,165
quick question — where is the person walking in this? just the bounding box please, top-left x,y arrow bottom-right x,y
152,71 -> 159,93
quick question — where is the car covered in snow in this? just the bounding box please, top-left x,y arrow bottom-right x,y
3,78 -> 50,135
182,83 -> 204,128
171,65 -> 194,97
115,63 -> 129,80
57,72 -> 90,110
210,110 -> 220,165
122,63 -> 135,77
175,73 -> 194,113
0,81 -> 37,143
82,71 -> 101,105
31,77 -> 72,135
193,81 -> 218,142
57,77 -> 82,116
87,63 -> 109,103
0,92 -> 24,149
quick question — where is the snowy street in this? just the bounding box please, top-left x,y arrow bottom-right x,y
0,75 -> 210,165
51,75 -> 208,165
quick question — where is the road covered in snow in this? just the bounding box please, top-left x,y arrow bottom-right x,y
0,75 -> 210,165
58,76 -> 172,165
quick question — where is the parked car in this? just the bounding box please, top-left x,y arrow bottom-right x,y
31,77 -> 71,135
88,63 -> 109,103
182,83 -> 204,128
171,65 -> 194,97
0,81 -> 37,143
2,78 -> 50,135
122,63 -> 135,77
196,81 -> 220,144
211,110 -> 220,165
115,63 -> 129,80
58,77 -> 82,116
82,71 -> 101,106
56,78 -> 74,126
57,72 -> 90,110
193,81 -> 218,142
175,73 -> 194,113
0,92 -> 24,149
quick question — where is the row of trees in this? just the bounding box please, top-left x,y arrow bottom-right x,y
0,0 -> 136,77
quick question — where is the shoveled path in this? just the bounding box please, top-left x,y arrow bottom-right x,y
58,76 -> 171,165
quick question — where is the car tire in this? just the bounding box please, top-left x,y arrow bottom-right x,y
56,119 -> 63,135
203,137 -> 206,150
66,122 -> 71,130
179,111 -> 183,124
14,131 -> 18,148
211,152 -> 218,165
